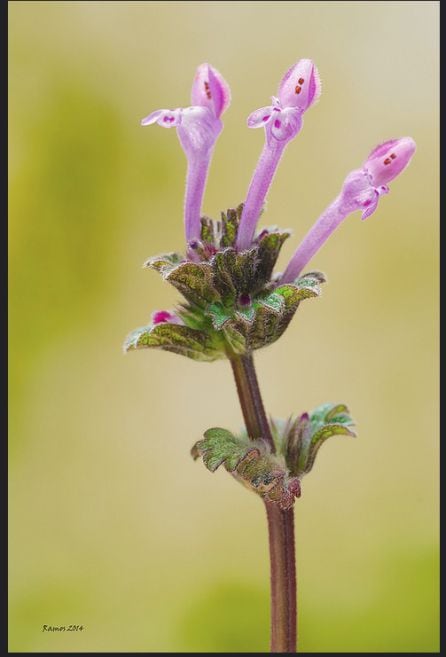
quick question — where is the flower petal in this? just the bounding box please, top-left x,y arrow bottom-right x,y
247,105 -> 274,128
151,310 -> 182,325
141,108 -> 181,128
177,106 -> 221,155
360,193 -> 380,220
364,136 -> 416,186
141,109 -> 164,126
278,59 -> 321,111
207,64 -> 231,118
338,169 -> 377,214
270,107 -> 302,141
191,63 -> 231,118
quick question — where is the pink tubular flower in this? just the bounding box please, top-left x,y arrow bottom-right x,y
281,137 -> 416,283
141,64 -> 231,244
236,59 -> 321,251
151,310 -> 183,326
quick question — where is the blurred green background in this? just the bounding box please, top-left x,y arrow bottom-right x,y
9,1 -> 439,652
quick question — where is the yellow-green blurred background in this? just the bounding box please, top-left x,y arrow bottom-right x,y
9,1 -> 439,652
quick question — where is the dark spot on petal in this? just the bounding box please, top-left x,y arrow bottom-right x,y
390,153 -> 397,159
204,81 -> 212,100
295,86 -> 302,94
298,77 -> 305,85
274,119 -> 281,128
384,158 -> 391,165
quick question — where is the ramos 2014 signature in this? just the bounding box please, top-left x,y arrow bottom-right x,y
42,625 -> 84,632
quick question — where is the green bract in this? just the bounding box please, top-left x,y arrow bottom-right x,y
124,204 -> 325,360
192,403 -> 356,507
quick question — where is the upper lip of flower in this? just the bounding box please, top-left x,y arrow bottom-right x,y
190,62 -> 231,120
277,58 -> 322,111
363,136 -> 416,187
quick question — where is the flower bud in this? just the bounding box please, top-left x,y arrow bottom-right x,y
278,59 -> 321,111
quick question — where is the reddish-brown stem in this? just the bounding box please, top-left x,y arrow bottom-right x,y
265,502 -> 297,652
230,354 -> 275,451
230,353 -> 297,653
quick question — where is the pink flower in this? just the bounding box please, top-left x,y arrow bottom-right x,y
247,59 -> 321,143
151,310 -> 183,326
236,60 -> 321,251
281,137 -> 416,283
141,64 -> 231,243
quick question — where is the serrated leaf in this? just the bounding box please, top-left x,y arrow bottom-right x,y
274,280 -> 321,314
193,425 -> 302,509
214,247 -> 259,296
143,252 -> 184,276
124,323 -> 224,362
309,402 -> 334,424
211,249 -> 238,302
256,230 -> 291,285
166,262 -> 220,306
220,204 -> 243,248
133,225 -> 327,364
302,424 -> 357,474
324,403 -> 349,421
294,402 -> 356,475
247,304 -> 282,350
191,428 -> 261,473
299,270 -> 326,284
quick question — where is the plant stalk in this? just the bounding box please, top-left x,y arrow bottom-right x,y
230,354 -> 275,450
230,353 -> 297,653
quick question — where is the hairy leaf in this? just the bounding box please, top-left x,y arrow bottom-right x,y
192,427 -> 301,509
220,204 -> 243,248
256,230 -> 291,285
295,402 -> 356,475
167,262 -> 220,306
124,323 -> 224,362
191,428 -> 262,472
143,252 -> 184,276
